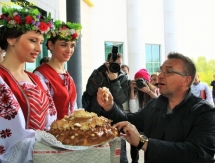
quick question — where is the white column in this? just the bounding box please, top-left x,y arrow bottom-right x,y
127,0 -> 145,79
163,0 -> 177,57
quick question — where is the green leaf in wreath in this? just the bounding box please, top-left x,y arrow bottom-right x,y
2,6 -> 8,14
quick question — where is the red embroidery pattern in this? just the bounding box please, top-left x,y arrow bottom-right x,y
20,83 -> 55,129
45,81 -> 52,93
0,129 -> 12,139
0,83 -> 20,120
63,74 -> 75,114
0,145 -> 5,155
46,90 -> 56,116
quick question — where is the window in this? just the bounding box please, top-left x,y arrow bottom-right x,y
145,44 -> 161,74
104,42 -> 123,61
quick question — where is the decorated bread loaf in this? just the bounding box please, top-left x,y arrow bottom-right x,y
48,109 -> 119,146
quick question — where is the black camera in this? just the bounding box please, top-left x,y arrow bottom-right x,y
136,78 -> 147,89
109,46 -> 120,73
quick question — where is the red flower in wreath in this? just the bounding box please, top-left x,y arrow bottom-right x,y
0,14 -> 5,20
61,26 -> 67,30
71,33 -> 78,39
13,15 -> 21,24
48,22 -> 52,27
25,15 -> 33,24
38,22 -> 49,32
7,16 -> 11,21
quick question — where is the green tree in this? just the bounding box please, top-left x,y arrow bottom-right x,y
192,56 -> 215,86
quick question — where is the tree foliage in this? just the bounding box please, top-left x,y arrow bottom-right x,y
192,56 -> 215,86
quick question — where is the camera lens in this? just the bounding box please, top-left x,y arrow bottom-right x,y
136,79 -> 146,89
109,62 -> 120,73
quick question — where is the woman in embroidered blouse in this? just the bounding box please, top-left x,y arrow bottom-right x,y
0,7 -> 57,163
129,69 -> 157,113
34,20 -> 82,120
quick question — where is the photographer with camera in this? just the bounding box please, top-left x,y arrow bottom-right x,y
128,69 -> 157,163
84,46 -> 129,163
85,46 -> 129,115
130,69 -> 157,113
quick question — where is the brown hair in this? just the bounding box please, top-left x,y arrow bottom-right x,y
40,56 -> 51,65
121,64 -> 129,72
137,82 -> 155,108
107,52 -> 122,61
151,73 -> 157,78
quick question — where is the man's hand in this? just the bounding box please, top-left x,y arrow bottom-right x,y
130,80 -> 136,90
106,70 -> 118,80
97,87 -> 114,111
114,121 -> 148,151
138,84 -> 150,93
104,61 -> 118,80
114,121 -> 140,147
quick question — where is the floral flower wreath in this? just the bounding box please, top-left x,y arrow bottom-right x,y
52,20 -> 82,41
0,6 -> 54,38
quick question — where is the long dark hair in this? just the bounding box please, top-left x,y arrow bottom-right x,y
0,27 -> 23,50
45,36 -> 59,51
137,82 -> 155,109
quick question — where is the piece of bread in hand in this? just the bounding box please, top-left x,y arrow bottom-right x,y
101,87 -> 109,101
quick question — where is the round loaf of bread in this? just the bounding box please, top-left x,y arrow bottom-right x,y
47,109 -> 119,146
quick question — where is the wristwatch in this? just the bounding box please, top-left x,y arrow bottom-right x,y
137,135 -> 148,150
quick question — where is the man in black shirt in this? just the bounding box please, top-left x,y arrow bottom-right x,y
97,52 -> 215,163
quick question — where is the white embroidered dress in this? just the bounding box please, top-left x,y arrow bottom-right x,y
0,76 -> 57,163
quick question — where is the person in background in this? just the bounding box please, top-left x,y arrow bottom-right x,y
0,48 -> 5,62
97,52 -> 215,163
130,69 -> 157,113
120,64 -> 131,163
210,74 -> 215,105
121,64 -> 130,114
150,73 -> 160,96
85,52 -> 129,115
150,73 -> 158,87
34,20 -> 82,120
0,6 -> 56,162
39,56 -> 51,65
128,68 -> 157,163
121,64 -> 129,76
191,73 -> 214,105
85,52 -> 129,163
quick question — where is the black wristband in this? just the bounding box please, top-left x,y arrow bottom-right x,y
137,140 -> 145,150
